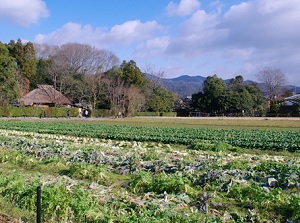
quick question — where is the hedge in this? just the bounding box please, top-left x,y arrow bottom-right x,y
134,112 -> 177,117
0,107 -> 177,118
90,109 -> 116,117
0,106 -> 80,118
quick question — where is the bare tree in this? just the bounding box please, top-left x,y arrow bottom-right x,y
103,75 -> 127,114
36,43 -> 119,87
84,73 -> 105,109
257,67 -> 288,100
35,43 -> 120,106
143,64 -> 165,89
126,86 -> 146,116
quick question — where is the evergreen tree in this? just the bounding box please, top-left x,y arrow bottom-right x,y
7,39 -> 37,79
202,74 -> 227,113
0,42 -> 19,106
120,60 -> 145,87
192,75 -> 264,115
146,85 -> 176,112
29,58 -> 53,89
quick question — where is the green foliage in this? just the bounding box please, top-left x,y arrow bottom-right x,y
7,39 -> 36,79
0,126 -> 299,222
2,40 -> 179,116
224,160 -> 249,170
120,60 -> 145,87
0,175 -> 38,211
253,161 -> 300,188
270,99 -> 283,114
41,183 -> 97,221
67,162 -> 107,183
29,58 -> 53,89
254,161 -> 300,176
0,174 -> 97,222
228,183 -> 285,212
146,85 -> 177,112
91,109 -> 116,117
0,121 -> 299,152
130,171 -> 190,194
203,75 -> 226,100
284,194 -> 300,221
202,74 -> 227,112
190,141 -> 241,152
0,42 -> 19,106
192,75 -> 264,114
0,106 -> 79,118
134,111 -> 177,117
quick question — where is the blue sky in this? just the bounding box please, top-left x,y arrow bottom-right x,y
0,0 -> 299,86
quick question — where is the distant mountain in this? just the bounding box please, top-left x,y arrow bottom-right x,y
287,85 -> 300,95
143,74 -> 205,97
161,75 -> 206,97
168,75 -> 207,83
145,74 -> 300,98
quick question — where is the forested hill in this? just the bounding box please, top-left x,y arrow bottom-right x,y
145,74 -> 300,98
161,75 -> 205,98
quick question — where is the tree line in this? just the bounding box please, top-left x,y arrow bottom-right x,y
0,39 -> 290,117
190,67 -> 290,116
0,39 -> 176,116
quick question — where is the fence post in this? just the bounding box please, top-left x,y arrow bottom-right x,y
37,186 -> 41,223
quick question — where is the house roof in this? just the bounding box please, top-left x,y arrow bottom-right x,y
284,94 -> 300,101
20,85 -> 71,106
283,94 -> 300,106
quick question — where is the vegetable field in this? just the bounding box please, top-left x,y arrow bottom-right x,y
0,119 -> 299,222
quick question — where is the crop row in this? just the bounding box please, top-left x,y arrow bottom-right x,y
0,129 -> 300,222
0,121 -> 299,152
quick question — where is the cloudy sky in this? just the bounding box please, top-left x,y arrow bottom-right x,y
0,0 -> 299,85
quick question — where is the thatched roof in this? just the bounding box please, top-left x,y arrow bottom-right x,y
20,85 -> 71,106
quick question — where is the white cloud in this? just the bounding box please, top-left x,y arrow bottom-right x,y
135,36 -> 170,59
35,22 -> 101,45
166,0 -> 200,17
219,0 -> 300,83
222,0 -> 300,47
0,0 -> 49,26
143,37 -> 169,50
165,9 -> 222,55
160,0 -> 300,84
34,20 -> 163,48
31,0 -> 300,85
106,20 -> 163,45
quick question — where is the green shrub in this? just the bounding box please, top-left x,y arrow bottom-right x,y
130,171 -> 190,194
67,163 -> 107,183
0,106 -> 80,118
283,194 -> 300,221
190,141 -> 235,152
0,106 -> 12,117
213,142 -> 233,152
92,109 -> 116,117
224,160 -> 249,170
134,112 -> 177,117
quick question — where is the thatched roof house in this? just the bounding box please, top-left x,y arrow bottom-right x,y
20,85 -> 71,107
